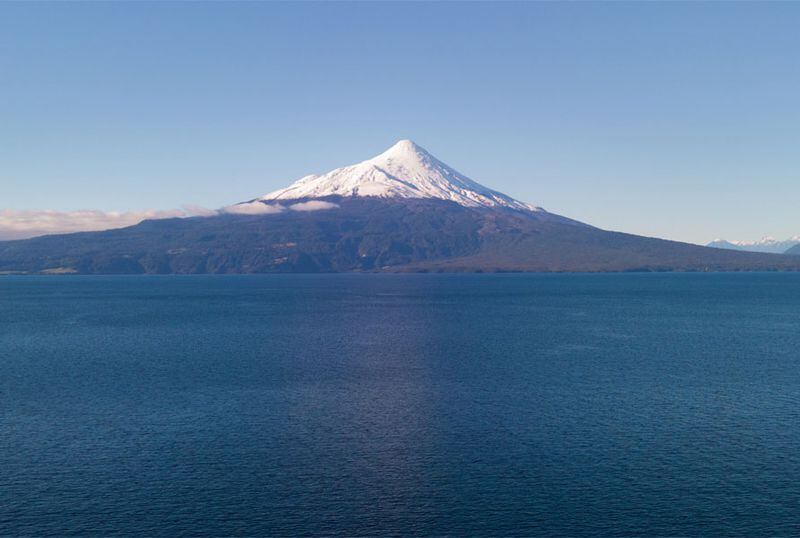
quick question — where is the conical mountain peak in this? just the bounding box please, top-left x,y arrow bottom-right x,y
364,139 -> 434,169
383,139 -> 423,155
259,140 -> 542,212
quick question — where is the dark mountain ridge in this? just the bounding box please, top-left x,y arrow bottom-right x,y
2,197 -> 799,274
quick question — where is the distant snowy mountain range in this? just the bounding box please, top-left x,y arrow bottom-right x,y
707,236 -> 800,254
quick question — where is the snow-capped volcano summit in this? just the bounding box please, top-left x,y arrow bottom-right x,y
259,139 -> 542,212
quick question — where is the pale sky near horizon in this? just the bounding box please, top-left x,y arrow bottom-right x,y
2,2 -> 799,244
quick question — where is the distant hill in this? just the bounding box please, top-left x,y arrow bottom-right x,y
784,243 -> 800,256
3,140 -> 800,274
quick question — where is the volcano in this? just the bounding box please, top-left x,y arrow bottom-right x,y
2,140 -> 799,274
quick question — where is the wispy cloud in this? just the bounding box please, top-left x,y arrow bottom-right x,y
221,201 -> 285,215
0,199 -> 341,240
222,200 -> 339,215
0,206 -> 215,240
288,201 -> 339,212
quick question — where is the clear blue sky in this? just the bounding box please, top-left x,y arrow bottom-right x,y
2,2 -> 799,244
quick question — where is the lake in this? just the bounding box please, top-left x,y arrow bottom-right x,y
2,274 -> 800,536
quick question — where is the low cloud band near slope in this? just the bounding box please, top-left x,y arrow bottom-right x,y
0,202 -> 339,240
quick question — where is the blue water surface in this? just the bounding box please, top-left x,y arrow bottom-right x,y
2,274 -> 800,536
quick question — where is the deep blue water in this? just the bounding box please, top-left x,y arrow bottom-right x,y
2,274 -> 800,536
